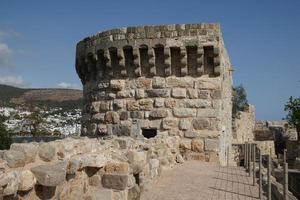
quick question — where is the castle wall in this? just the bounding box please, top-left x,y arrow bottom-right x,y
76,24 -> 233,165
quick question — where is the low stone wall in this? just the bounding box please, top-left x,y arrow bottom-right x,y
0,135 -> 218,200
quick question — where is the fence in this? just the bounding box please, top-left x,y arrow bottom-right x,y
239,142 -> 299,200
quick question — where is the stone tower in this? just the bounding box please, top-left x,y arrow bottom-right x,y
76,24 -> 233,165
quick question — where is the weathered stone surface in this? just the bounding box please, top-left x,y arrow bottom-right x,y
173,108 -> 196,117
110,79 -> 125,90
211,90 -> 222,99
145,89 -> 170,97
172,88 -> 186,98
198,90 -> 210,99
113,99 -> 124,110
205,138 -> 219,151
100,101 -> 112,111
0,171 -> 20,196
130,111 -> 144,119
149,159 -> 160,169
119,111 -> 129,120
166,77 -> 194,88
102,173 -> 128,190
179,119 -> 191,130
128,185 -> 141,200
187,88 -> 198,99
183,99 -> 211,108
3,150 -> 25,168
179,140 -> 191,150
111,125 -> 131,136
162,118 -> 178,130
185,152 -> 205,161
104,162 -> 129,174
192,118 -> 210,130
139,99 -> 153,110
197,108 -> 219,118
89,175 -> 101,186
18,170 -> 36,191
149,109 -> 168,119
135,89 -> 145,99
10,143 -> 38,164
38,143 -> 56,162
154,98 -> 164,107
152,77 -> 166,88
164,98 -> 176,108
191,139 -> 204,152
176,154 -> 185,163
117,90 -> 135,98
67,153 -> 108,174
195,78 -> 221,89
105,111 -> 120,124
31,161 -> 67,186
184,131 -> 198,138
135,77 -> 152,89
88,188 -> 113,200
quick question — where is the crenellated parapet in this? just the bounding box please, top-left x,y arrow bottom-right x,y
76,24 -> 223,84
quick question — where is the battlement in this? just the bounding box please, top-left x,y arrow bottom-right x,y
76,24 -> 223,83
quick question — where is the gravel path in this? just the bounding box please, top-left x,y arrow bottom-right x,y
141,161 -> 266,200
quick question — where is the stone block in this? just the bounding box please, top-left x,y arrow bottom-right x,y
135,77 -> 152,89
152,77 -> 166,88
197,130 -> 220,138
117,90 -> 135,98
102,173 -> 129,190
154,98 -> 164,107
184,131 -> 198,138
173,108 -> 196,117
149,120 -> 162,129
135,89 -> 145,99
176,154 -> 184,163
179,139 -> 191,150
110,79 -> 125,90
195,78 -> 221,90
89,175 -> 101,186
162,118 -> 178,130
3,150 -> 25,168
149,159 -> 159,169
31,161 -> 67,186
130,111 -> 144,119
127,100 -> 139,111
113,99 -> 124,110
172,88 -> 186,98
197,109 -> 218,118
38,143 -> 56,162
91,102 -> 101,113
100,101 -> 112,111
119,111 -> 129,120
211,90 -> 222,99
0,171 -> 20,196
187,88 -> 198,99
112,125 -> 131,136
164,98 -> 176,108
87,188 -> 113,200
139,99 -> 153,110
128,185 -> 141,200
179,119 -> 191,130
198,90 -> 210,99
183,99 -> 211,108
127,150 -> 147,165
205,138 -> 219,151
18,170 -> 36,191
145,89 -> 170,97
105,162 -> 129,174
166,77 -> 194,88
192,118 -> 210,130
149,109 -> 168,119
10,143 -> 38,164
206,152 -> 219,162
97,81 -> 110,89
105,111 -> 120,124
185,152 -> 205,161
191,139 -> 204,152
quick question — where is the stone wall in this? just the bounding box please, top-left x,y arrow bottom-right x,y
75,24 -> 233,165
232,105 -> 255,143
0,135 -> 219,200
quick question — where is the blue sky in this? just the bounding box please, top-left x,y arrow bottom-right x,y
0,0 -> 299,120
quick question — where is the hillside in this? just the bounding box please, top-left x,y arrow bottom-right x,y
0,84 -> 83,110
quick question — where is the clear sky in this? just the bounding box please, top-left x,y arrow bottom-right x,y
0,0 -> 299,120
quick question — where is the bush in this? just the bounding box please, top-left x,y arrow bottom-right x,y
284,96 -> 300,138
0,116 -> 12,150
232,85 -> 249,119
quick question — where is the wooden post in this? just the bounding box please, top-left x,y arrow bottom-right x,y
245,142 -> 248,170
267,150 -> 271,200
259,149 -> 262,199
253,144 -> 256,186
227,146 -> 229,167
283,149 -> 288,200
244,143 -> 246,168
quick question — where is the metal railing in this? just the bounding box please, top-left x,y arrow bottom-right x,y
242,143 -> 298,200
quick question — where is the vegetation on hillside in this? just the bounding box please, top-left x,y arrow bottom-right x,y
232,85 -> 249,120
284,96 -> 300,138
0,115 -> 12,150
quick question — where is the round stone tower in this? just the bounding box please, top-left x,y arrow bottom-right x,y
76,23 -> 233,165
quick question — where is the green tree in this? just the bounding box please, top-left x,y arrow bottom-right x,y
0,115 -> 12,150
23,107 -> 46,139
232,85 -> 249,119
284,96 -> 300,138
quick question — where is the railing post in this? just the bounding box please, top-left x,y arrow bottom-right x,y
253,144 -> 256,186
227,146 -> 229,167
245,142 -> 248,170
267,149 -> 271,200
244,143 -> 246,168
259,149 -> 262,199
283,149 -> 288,200
249,143 -> 252,176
